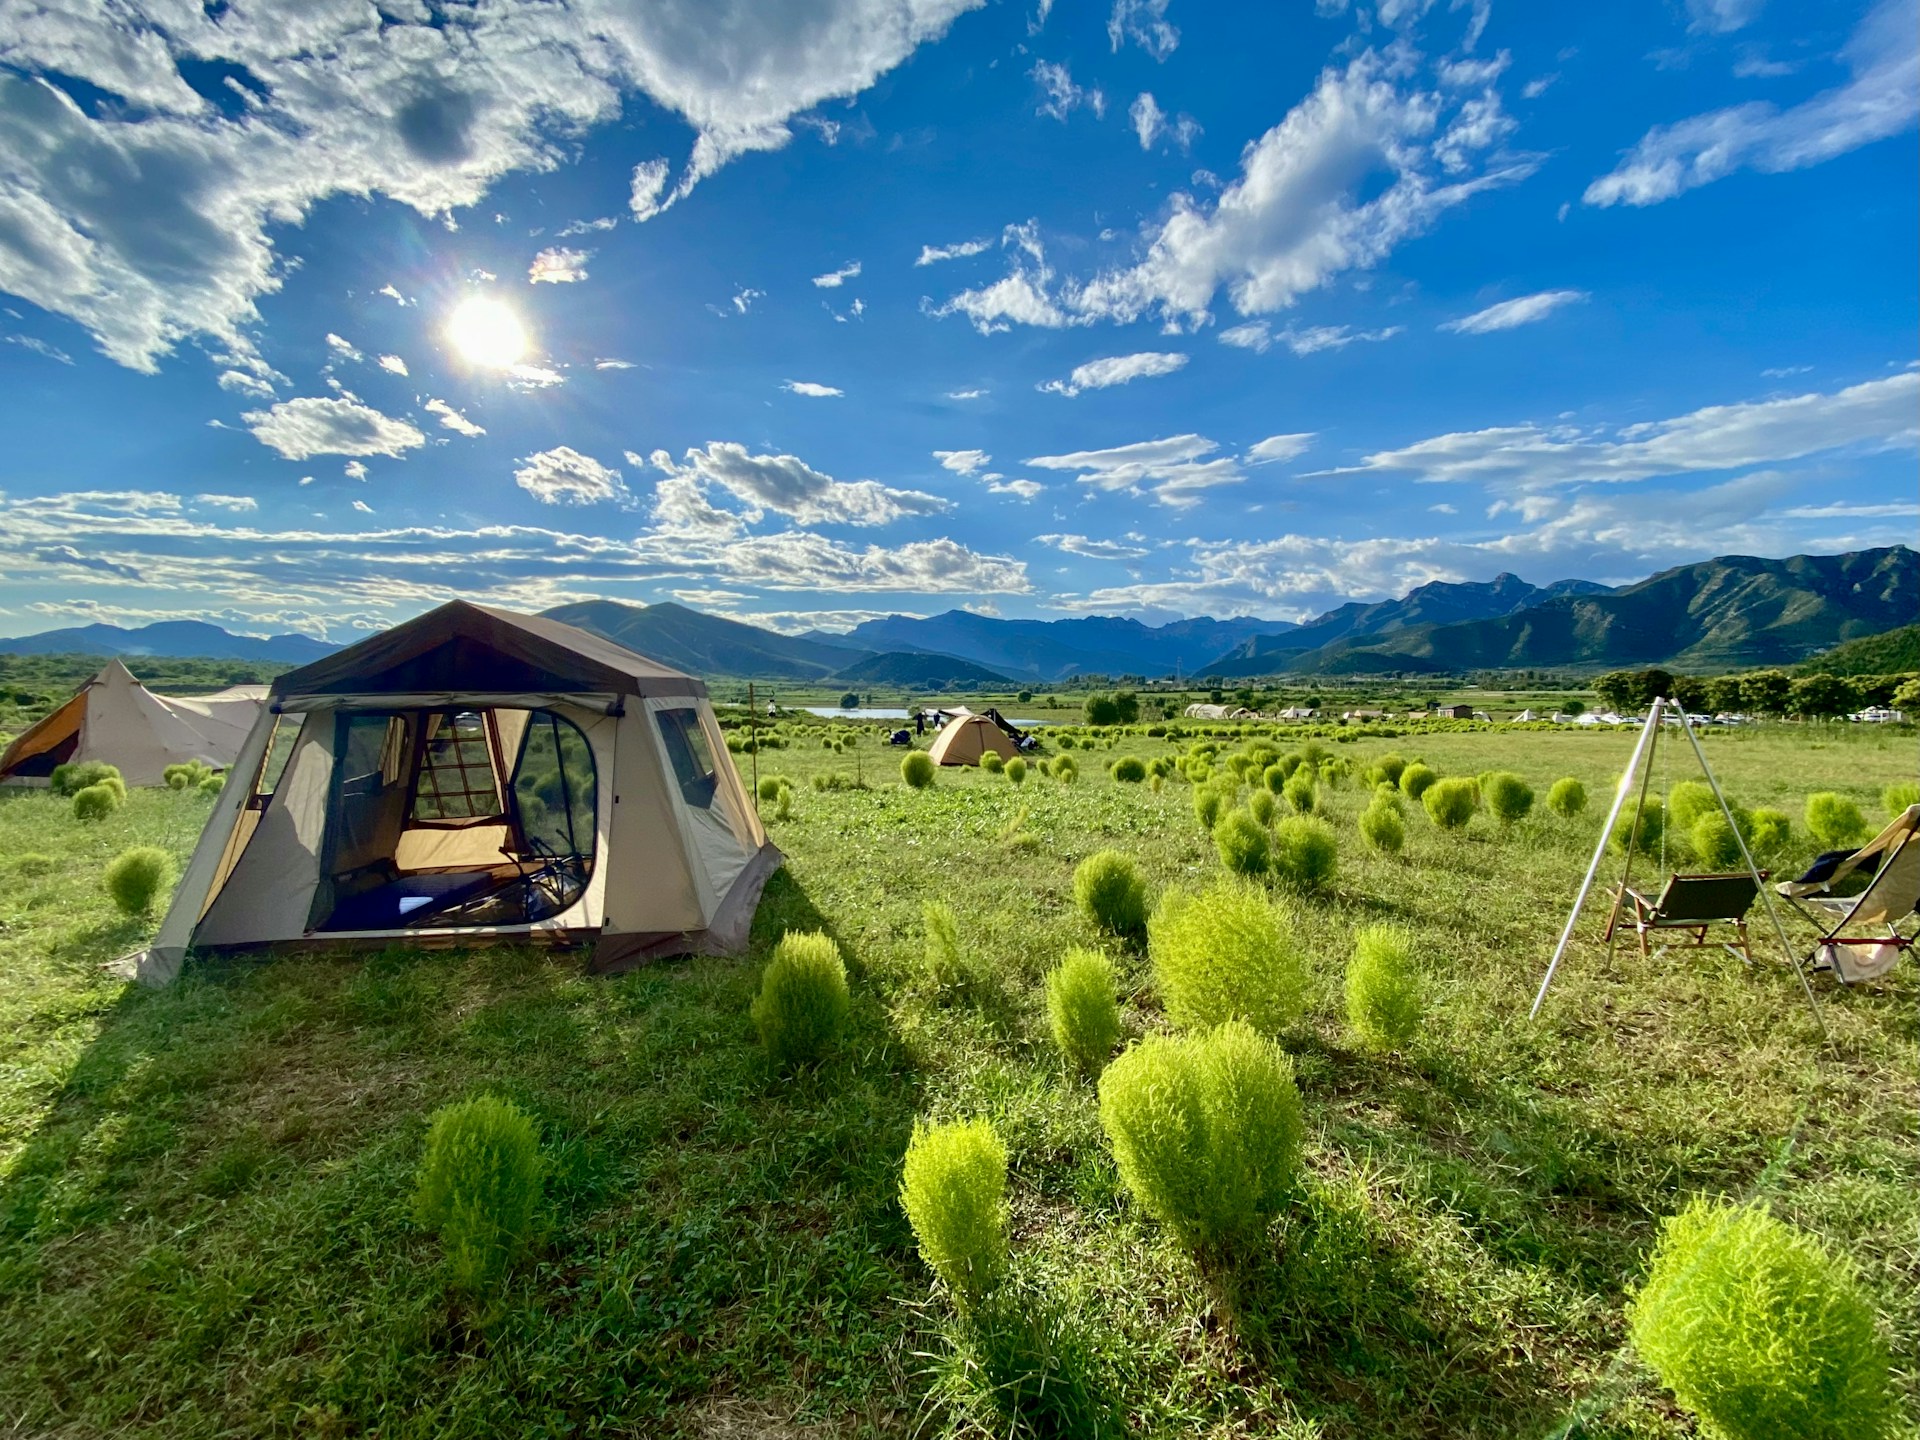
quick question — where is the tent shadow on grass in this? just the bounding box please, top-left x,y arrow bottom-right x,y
0,870 -> 947,1435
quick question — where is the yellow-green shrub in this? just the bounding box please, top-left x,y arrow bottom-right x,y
1192,780 -> 1232,832
1005,756 -> 1028,785
412,1095 -> 544,1294
900,1118 -> 1008,1312
1628,1198 -> 1897,1440
1213,809 -> 1270,877
1359,800 -> 1405,854
749,930 -> 850,1069
1074,849 -> 1149,938
1482,771 -> 1534,824
1046,947 -> 1121,1077
1883,781 -> 1919,817
1110,755 -> 1147,783
1669,780 -> 1719,832
1804,792 -> 1866,848
1423,777 -> 1477,830
901,751 -> 936,789
1398,762 -> 1437,800
1281,772 -> 1316,814
1149,880 -> 1304,1033
72,783 -> 122,822
1547,777 -> 1587,818
1097,1022 -> 1303,1255
104,846 -> 174,916
1345,925 -> 1421,1051
1271,816 -> 1338,892
1247,788 -> 1276,826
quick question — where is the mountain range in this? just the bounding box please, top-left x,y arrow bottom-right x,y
2,546 -> 1911,682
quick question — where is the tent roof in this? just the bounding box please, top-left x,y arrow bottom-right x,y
272,601 -> 704,702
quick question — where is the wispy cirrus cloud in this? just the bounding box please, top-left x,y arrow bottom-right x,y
1038,351 -> 1188,396
1441,289 -> 1588,334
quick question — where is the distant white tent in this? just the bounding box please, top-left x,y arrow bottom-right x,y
0,660 -> 264,787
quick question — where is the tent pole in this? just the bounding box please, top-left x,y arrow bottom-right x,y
748,682 -> 759,812
1532,697 -> 1664,1019
1606,702 -> 1663,968
1673,706 -> 1827,1043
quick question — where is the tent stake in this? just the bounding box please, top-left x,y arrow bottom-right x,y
1531,697 -> 1664,1019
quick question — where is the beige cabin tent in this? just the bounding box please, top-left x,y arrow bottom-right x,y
0,659 -> 264,787
926,711 -> 1019,766
126,601 -> 778,985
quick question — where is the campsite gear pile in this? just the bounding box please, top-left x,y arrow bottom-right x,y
0,660 -> 263,787
123,602 -> 779,985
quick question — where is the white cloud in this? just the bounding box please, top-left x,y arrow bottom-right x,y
1038,350 -> 1188,396
217,367 -> 277,398
0,1 -> 983,370
1344,371 -> 1920,486
1130,92 -> 1200,151
1429,502 -> 1457,514
1586,0 -> 1917,207
596,358 -> 638,370
988,478 -> 1045,500
514,446 -> 629,506
1279,323 -> 1403,355
1686,0 -> 1764,34
934,449 -> 991,474
424,397 -> 486,437
917,237 -> 994,265
377,284 -> 412,306
377,354 -> 409,376
558,215 -> 619,236
325,333 -> 363,364
729,286 -> 764,315
1441,289 -> 1588,334
344,461 -> 368,481
1522,74 -> 1556,100
1109,0 -> 1178,59
1026,433 -> 1242,507
947,387 -> 987,399
244,397 -> 426,461
529,247 -> 592,284
1218,321 -> 1275,353
1762,365 -> 1813,378
506,364 -> 566,389
1038,532 -> 1150,559
927,221 -> 1090,333
783,380 -> 845,397
945,51 -> 1534,334
194,494 -> 258,511
1773,500 -> 1920,519
1246,433 -> 1314,463
655,441 -> 948,526
351,500 -> 373,514
629,159 -> 672,222
812,260 -> 862,287
1032,61 -> 1104,121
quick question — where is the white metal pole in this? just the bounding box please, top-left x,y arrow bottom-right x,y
1532,697 -> 1665,1019
1673,705 -> 1827,1041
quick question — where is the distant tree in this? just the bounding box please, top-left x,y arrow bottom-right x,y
1850,674 -> 1901,707
1084,693 -> 1121,725
1790,673 -> 1858,720
1593,671 -> 1638,713
1017,690 -> 1033,704
1740,670 -> 1793,716
1208,689 -> 1225,705
1561,698 -> 1586,716
1672,675 -> 1711,713
1892,677 -> 1920,712
839,691 -> 861,709
1112,690 -> 1141,724
1629,668 -> 1677,707
1706,675 -> 1746,714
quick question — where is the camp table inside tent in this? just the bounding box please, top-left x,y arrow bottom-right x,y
124,602 -> 780,985
0,659 -> 265,787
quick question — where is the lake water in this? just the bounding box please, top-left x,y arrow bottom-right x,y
801,706 -> 1051,725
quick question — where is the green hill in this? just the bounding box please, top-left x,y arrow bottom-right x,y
831,650 -> 1013,687
1283,546 -> 1916,676
1796,623 -> 1920,676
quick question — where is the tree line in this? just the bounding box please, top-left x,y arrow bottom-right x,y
1591,667 -> 1918,718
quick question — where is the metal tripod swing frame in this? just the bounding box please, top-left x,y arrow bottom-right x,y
1529,696 -> 1826,1040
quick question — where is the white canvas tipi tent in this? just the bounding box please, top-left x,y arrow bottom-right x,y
126,601 -> 779,985
0,659 -> 264,787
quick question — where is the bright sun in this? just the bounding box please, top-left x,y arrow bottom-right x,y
446,295 -> 527,369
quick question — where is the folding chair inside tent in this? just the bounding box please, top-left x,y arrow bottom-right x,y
1605,872 -> 1762,964
1800,830 -> 1920,984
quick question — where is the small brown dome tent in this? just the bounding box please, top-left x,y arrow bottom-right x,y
926,711 -> 1019,766
125,601 -> 778,984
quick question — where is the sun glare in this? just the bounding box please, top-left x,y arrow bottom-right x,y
446,295 -> 528,369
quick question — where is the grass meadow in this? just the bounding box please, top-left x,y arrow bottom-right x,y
1,721 -> 1915,1438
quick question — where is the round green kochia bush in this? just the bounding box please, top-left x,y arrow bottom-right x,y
1148,880 -> 1305,1033
1611,795 -> 1666,856
1110,755 -> 1147,783
1097,1021 -> 1304,1255
1046,947 -> 1122,1077
1005,757 -> 1028,785
1398,762 -> 1438,800
72,783 -> 122,822
923,900 -> 967,990
1746,808 -> 1791,860
1051,755 -> 1078,784
1074,849 -> 1149,939
1262,762 -> 1288,795
756,774 -> 787,801
1803,792 -> 1866,849
1627,1198 -> 1898,1440
1691,812 -> 1749,870
412,1095 -> 545,1294
163,761 -> 213,790
1281,773 -> 1316,814
1547,777 -> 1588,818
899,1118 -> 1009,1313
979,750 -> 1004,774
901,751 -> 936,789
1371,781 -> 1404,811
197,774 -> 225,797
104,846 -> 175,917
1213,808 -> 1271,878
1193,781 -> 1231,833
1271,816 -> 1338,892
1883,781 -> 1920,817
1669,780 -> 1720,833
1374,752 -> 1409,787
52,761 -> 123,797
1482,771 -> 1534,824
1345,925 -> 1422,1052
1359,799 -> 1405,854
749,930 -> 850,1070
1422,777 -> 1478,830
1247,788 -> 1276,827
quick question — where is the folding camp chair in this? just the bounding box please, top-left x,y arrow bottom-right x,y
1777,804 -> 1920,900
1605,872 -> 1763,964
1798,831 -> 1920,984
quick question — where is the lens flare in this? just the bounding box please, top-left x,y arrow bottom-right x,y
446,295 -> 527,369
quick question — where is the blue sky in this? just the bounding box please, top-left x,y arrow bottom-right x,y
0,0 -> 1914,641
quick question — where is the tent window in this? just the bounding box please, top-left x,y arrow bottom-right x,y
411,711 -> 503,821
256,714 -> 300,797
655,707 -> 718,808
511,711 -> 598,861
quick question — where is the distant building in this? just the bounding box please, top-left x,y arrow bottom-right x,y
1277,706 -> 1316,720
1345,708 -> 1386,722
1436,703 -> 1475,719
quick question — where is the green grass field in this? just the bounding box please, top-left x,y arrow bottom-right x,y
2,722 -> 1915,1438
